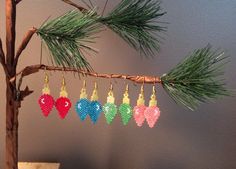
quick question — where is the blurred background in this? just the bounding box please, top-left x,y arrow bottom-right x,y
0,0 -> 236,169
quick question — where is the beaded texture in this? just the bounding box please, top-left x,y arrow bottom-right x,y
103,103 -> 117,124
38,94 -> 54,117
55,97 -> 72,119
89,101 -> 103,124
75,98 -> 90,121
119,103 -> 132,125
133,105 -> 146,127
144,106 -> 160,128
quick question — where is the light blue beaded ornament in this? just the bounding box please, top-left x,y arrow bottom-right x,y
75,80 -> 90,121
89,82 -> 103,124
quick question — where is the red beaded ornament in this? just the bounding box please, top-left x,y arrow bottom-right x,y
55,76 -> 71,119
38,72 -> 54,117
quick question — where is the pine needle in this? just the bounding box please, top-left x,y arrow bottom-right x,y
161,45 -> 231,110
100,0 -> 166,57
37,10 -> 102,71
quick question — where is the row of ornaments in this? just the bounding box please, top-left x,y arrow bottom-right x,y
38,74 -> 161,128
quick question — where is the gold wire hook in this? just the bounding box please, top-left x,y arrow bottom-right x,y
153,77 -> 156,94
61,68 -> 66,89
82,79 -> 86,88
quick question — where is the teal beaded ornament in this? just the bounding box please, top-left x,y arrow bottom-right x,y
89,82 -> 103,124
119,84 -> 132,125
103,83 -> 117,124
75,80 -> 90,121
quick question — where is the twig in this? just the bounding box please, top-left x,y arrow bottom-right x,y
14,27 -> 37,67
61,0 -> 88,12
0,38 -> 5,64
10,64 -> 162,84
15,0 -> 22,4
102,0 -> 109,16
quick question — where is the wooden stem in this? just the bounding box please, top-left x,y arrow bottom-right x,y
6,0 -> 16,71
0,38 -> 9,75
15,0 -> 22,4
0,38 -> 5,63
5,1 -> 18,169
14,27 -> 37,67
5,80 -> 19,169
10,64 -> 162,84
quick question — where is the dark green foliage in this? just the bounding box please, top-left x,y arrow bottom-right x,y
161,45 -> 230,110
36,1 -> 166,71
37,10 -> 102,71
100,0 -> 166,56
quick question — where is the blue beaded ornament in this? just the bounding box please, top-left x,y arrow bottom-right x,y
75,80 -> 90,121
89,82 -> 103,124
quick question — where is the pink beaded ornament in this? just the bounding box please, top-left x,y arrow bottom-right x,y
144,86 -> 160,128
55,75 -> 71,119
133,85 -> 146,127
38,72 -> 54,117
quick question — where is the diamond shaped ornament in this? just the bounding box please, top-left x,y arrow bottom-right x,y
133,105 -> 146,127
144,106 -> 160,128
103,103 -> 117,124
89,101 -> 103,124
75,98 -> 90,121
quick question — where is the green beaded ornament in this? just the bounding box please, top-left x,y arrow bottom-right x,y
119,84 -> 132,125
103,83 -> 117,124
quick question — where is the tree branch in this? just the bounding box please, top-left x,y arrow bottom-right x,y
14,27 -> 37,67
15,0 -> 22,4
0,38 -> 5,64
6,0 -> 16,70
61,0 -> 88,12
10,64 -> 162,84
0,38 -> 9,75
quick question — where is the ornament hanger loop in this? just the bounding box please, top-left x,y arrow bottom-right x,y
83,79 -> 86,88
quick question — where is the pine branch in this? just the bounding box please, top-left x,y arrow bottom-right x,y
161,45 -> 231,110
100,0 -> 166,56
10,64 -> 161,84
37,10 -> 102,71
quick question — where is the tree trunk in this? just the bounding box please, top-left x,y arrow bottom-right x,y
5,0 -> 17,168
5,79 -> 19,169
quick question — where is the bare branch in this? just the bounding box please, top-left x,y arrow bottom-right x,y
14,27 -> 37,67
10,64 -> 162,84
0,38 -> 9,75
15,0 -> 22,4
61,0 -> 88,12
0,38 -> 5,65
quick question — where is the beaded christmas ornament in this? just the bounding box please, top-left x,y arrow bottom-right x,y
89,82 -> 103,124
75,80 -> 90,121
133,85 -> 146,127
38,72 -> 55,117
144,85 -> 160,128
55,75 -> 72,119
103,83 -> 117,124
119,84 -> 132,125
